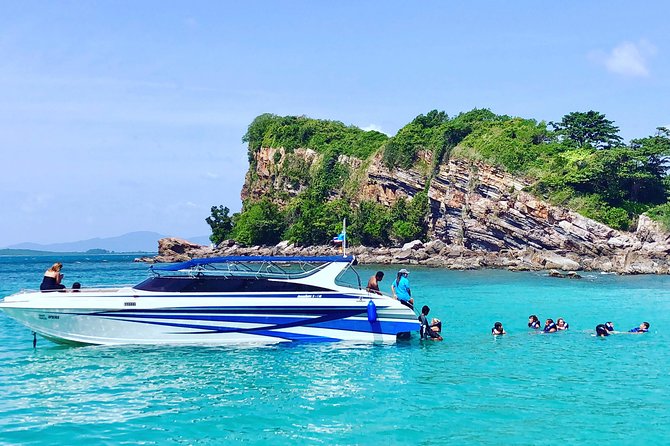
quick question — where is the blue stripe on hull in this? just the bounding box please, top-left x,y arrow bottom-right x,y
83,310 -> 417,338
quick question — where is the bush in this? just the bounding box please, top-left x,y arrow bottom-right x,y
232,199 -> 285,246
645,203 -> 670,230
243,114 -> 388,160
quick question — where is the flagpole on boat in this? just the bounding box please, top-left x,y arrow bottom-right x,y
342,218 -> 347,258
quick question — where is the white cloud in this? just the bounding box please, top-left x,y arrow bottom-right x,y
593,40 -> 656,77
361,124 -> 386,134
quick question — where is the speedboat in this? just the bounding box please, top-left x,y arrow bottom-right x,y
0,256 -> 420,345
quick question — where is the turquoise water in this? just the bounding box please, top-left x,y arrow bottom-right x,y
1,255 -> 669,445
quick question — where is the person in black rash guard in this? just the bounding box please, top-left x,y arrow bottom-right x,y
40,262 -> 66,291
595,321 -> 615,337
418,305 -> 442,341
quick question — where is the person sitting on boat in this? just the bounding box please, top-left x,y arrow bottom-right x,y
332,232 -> 345,252
391,268 -> 413,310
543,318 -> 557,333
40,262 -> 66,291
367,271 -> 384,295
629,322 -> 650,333
528,314 -> 541,329
595,322 -> 615,337
492,321 -> 506,335
72,282 -> 81,292
418,305 -> 442,341
556,317 -> 569,330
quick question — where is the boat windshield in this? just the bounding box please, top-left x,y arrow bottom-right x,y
134,276 -> 331,293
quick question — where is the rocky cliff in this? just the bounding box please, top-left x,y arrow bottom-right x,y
231,146 -> 670,274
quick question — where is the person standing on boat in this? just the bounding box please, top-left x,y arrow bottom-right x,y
391,268 -> 413,309
366,271 -> 384,295
40,262 -> 66,291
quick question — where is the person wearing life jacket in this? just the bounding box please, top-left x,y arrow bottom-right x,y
629,322 -> 650,333
556,317 -> 569,330
543,318 -> 557,333
528,315 -> 541,329
418,305 -> 442,341
491,321 -> 506,335
595,321 -> 615,337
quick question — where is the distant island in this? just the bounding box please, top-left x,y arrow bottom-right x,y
0,248 -> 136,257
3,231 -> 210,254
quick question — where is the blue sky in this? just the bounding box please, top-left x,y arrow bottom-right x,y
1,1 -> 668,246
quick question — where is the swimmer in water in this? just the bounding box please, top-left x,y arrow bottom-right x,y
595,321 -> 615,337
491,321 -> 506,336
418,305 -> 442,341
528,315 -> 541,329
556,318 -> 569,330
629,322 -> 650,333
543,318 -> 557,333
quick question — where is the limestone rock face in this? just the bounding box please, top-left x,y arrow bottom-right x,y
160,146 -> 670,274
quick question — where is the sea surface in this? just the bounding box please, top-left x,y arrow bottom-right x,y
1,254 -> 669,445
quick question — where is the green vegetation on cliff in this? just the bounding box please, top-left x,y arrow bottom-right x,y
208,110 -> 670,246
243,113 -> 388,162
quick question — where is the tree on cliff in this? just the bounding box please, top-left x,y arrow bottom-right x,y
206,206 -> 234,245
550,111 -> 623,149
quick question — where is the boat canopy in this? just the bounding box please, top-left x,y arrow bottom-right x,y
152,255 -> 355,272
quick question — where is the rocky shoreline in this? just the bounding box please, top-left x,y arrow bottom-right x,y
137,233 -> 670,275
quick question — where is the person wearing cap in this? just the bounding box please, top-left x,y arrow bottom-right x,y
391,268 -> 413,309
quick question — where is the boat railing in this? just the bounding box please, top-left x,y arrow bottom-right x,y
151,256 -> 354,281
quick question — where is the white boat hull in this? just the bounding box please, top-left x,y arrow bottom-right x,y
0,289 -> 419,345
